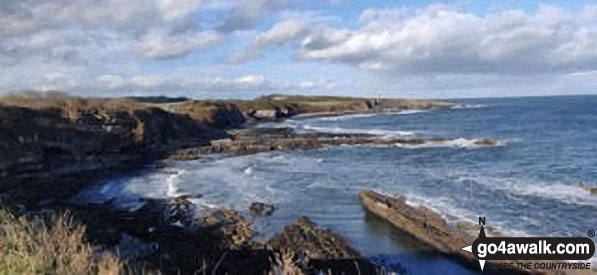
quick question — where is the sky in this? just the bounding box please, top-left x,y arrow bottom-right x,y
1,0 -> 597,99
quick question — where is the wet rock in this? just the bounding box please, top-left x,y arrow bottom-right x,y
249,202 -> 276,219
576,182 -> 597,195
474,138 -> 499,146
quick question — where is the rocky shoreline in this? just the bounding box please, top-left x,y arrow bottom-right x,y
168,127 -> 500,160
0,93 -> 504,273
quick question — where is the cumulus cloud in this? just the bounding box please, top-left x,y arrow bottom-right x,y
92,73 -> 335,97
0,0 -> 156,36
233,74 -> 266,85
2,1 -> 597,98
157,0 -> 205,21
0,0 -> 222,66
216,0 -> 282,32
136,29 -> 222,59
296,5 -> 597,75
231,19 -> 308,62
97,74 -> 125,89
296,78 -> 337,90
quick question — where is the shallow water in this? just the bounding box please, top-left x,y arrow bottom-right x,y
75,95 -> 597,272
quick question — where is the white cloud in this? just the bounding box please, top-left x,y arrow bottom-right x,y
130,75 -> 168,88
126,74 -> 269,91
1,1 -> 597,98
136,29 -> 222,59
297,78 -> 336,89
233,74 -> 266,85
231,19 -> 309,62
157,0 -> 205,21
97,74 -> 125,89
86,73 -> 340,97
297,5 -> 597,75
216,0 -> 281,32
255,19 -> 308,47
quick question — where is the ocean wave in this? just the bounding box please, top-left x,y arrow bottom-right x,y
454,174 -> 597,207
451,104 -> 486,109
313,110 -> 430,121
313,113 -> 379,121
510,182 -> 597,206
393,109 -> 430,115
394,138 -> 503,149
166,169 -> 185,197
301,124 -> 416,137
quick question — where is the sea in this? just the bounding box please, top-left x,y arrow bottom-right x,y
75,95 -> 597,273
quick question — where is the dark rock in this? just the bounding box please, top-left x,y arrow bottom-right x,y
474,138 -> 499,146
249,202 -> 276,218
267,216 -> 360,260
267,216 -> 376,274
168,127 -> 502,160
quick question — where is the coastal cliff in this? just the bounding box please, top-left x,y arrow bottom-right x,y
0,93 -> 455,274
167,94 -> 452,124
0,93 -> 453,202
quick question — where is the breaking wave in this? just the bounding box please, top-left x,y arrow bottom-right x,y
393,138 -> 503,149
301,125 -> 416,137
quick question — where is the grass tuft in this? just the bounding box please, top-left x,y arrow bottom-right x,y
0,208 -> 123,274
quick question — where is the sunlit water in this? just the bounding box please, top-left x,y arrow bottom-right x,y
75,95 -> 597,273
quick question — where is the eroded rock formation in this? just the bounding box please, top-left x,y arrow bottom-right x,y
358,190 -> 592,275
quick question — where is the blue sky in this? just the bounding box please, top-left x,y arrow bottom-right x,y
1,0 -> 596,99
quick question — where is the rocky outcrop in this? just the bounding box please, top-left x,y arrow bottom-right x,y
169,128 -> 501,160
70,195 -> 373,274
358,190 -> 590,275
359,190 -> 476,257
168,101 -> 246,129
267,216 -> 360,260
0,99 -> 224,203
267,216 -> 376,274
0,94 -> 455,183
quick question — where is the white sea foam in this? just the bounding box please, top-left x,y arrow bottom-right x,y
510,182 -> 597,206
451,104 -> 486,109
166,170 -> 184,197
244,166 -> 254,175
307,109 -> 432,122
301,124 -> 416,137
393,109 -> 430,115
394,138 -> 503,149
454,174 -> 597,206
396,190 -> 535,238
313,113 -> 378,121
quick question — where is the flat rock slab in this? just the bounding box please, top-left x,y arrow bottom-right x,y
358,190 -> 592,275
